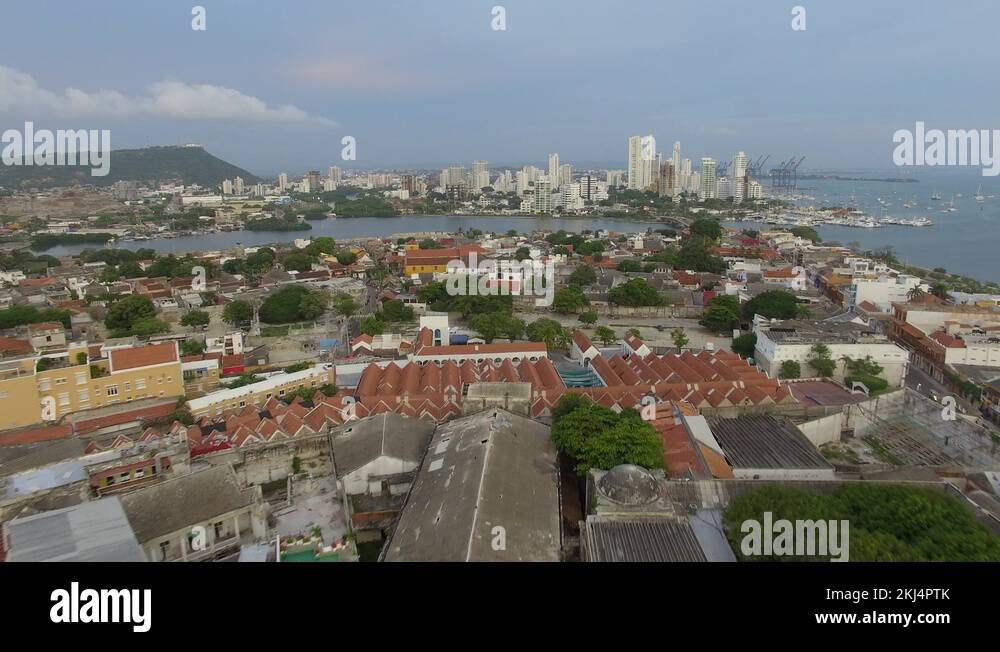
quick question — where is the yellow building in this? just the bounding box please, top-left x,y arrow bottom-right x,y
0,341 -> 184,430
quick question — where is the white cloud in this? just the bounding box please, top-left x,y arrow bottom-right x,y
0,66 -> 334,126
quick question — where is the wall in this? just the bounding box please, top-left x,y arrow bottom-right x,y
342,455 -> 417,495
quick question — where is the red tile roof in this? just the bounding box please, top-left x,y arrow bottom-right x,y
110,342 -> 179,371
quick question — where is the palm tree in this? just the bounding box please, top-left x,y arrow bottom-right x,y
906,286 -> 925,301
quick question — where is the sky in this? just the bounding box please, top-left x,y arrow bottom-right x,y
2,0 -> 999,177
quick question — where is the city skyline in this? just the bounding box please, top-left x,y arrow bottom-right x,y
3,1 -> 1000,175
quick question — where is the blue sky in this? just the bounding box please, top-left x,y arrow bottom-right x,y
2,0 -> 998,176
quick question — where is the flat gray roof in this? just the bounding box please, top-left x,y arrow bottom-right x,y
582,516 -> 707,562
708,415 -> 834,470
383,409 -> 561,562
7,497 -> 146,562
331,412 -> 435,477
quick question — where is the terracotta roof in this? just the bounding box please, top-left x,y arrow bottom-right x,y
27,322 -> 64,333
110,342 -> 179,372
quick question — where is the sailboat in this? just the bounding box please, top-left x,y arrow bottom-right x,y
941,195 -> 957,213
975,184 -> 985,203
931,190 -> 942,200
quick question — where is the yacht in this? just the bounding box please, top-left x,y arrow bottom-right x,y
931,190 -> 942,200
975,185 -> 985,203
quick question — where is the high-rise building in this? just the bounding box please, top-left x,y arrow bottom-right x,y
680,159 -> 692,193
627,135 -> 656,190
548,154 -> 560,188
732,151 -> 748,203
278,173 -> 289,192
700,158 -> 717,200
308,170 -> 321,191
472,160 -> 490,191
222,179 -> 233,195
659,162 -> 676,197
559,164 -> 572,187
233,176 -> 245,195
579,174 -> 598,201
328,166 -> 342,183
534,177 -> 553,213
605,169 -> 625,188
448,165 -> 467,187
401,174 -> 417,194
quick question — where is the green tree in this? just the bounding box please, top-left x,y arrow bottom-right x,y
105,295 -> 156,333
382,299 -> 414,323
181,339 -> 206,356
568,265 -> 597,287
700,295 -> 741,333
129,316 -> 169,337
525,318 -> 565,349
594,325 -> 617,346
609,278 -> 663,307
744,290 -> 801,320
670,327 -> 689,352
577,412 -> 664,474
336,250 -> 358,266
222,300 -> 253,326
180,310 -> 210,329
514,247 -> 531,261
297,291 -> 328,321
553,286 -> 589,314
331,293 -> 359,319
689,218 -> 723,240
779,360 -> 801,379
731,332 -> 757,359
617,260 -> 642,273
807,343 -> 836,377
361,315 -> 385,336
578,311 -> 598,327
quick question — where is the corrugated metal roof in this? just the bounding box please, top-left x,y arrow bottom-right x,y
7,497 -> 146,562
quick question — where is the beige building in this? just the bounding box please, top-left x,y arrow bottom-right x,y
0,340 -> 184,430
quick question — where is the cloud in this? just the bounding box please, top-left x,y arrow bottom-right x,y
0,66 -> 334,126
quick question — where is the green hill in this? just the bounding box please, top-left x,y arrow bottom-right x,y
0,145 -> 260,189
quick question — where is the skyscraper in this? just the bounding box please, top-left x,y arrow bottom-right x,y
627,136 -> 643,190
700,158 -> 717,200
534,177 -> 553,213
278,173 -> 289,192
473,160 -> 490,191
548,154 -> 560,188
659,162 -> 676,197
732,151 -> 748,202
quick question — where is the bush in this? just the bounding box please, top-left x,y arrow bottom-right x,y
845,374 -> 888,395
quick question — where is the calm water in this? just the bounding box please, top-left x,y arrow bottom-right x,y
33,169 -> 1000,282
35,215 -> 665,256
728,168 -> 1000,282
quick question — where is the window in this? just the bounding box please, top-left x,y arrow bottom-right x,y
159,541 -> 169,562
134,468 -> 145,479
214,521 -> 225,540
57,393 -> 69,407
37,378 -> 51,391
124,381 -> 131,392
107,385 -> 119,397
75,372 -> 87,385
78,389 -> 89,402
55,377 -> 67,385
136,378 -> 146,390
